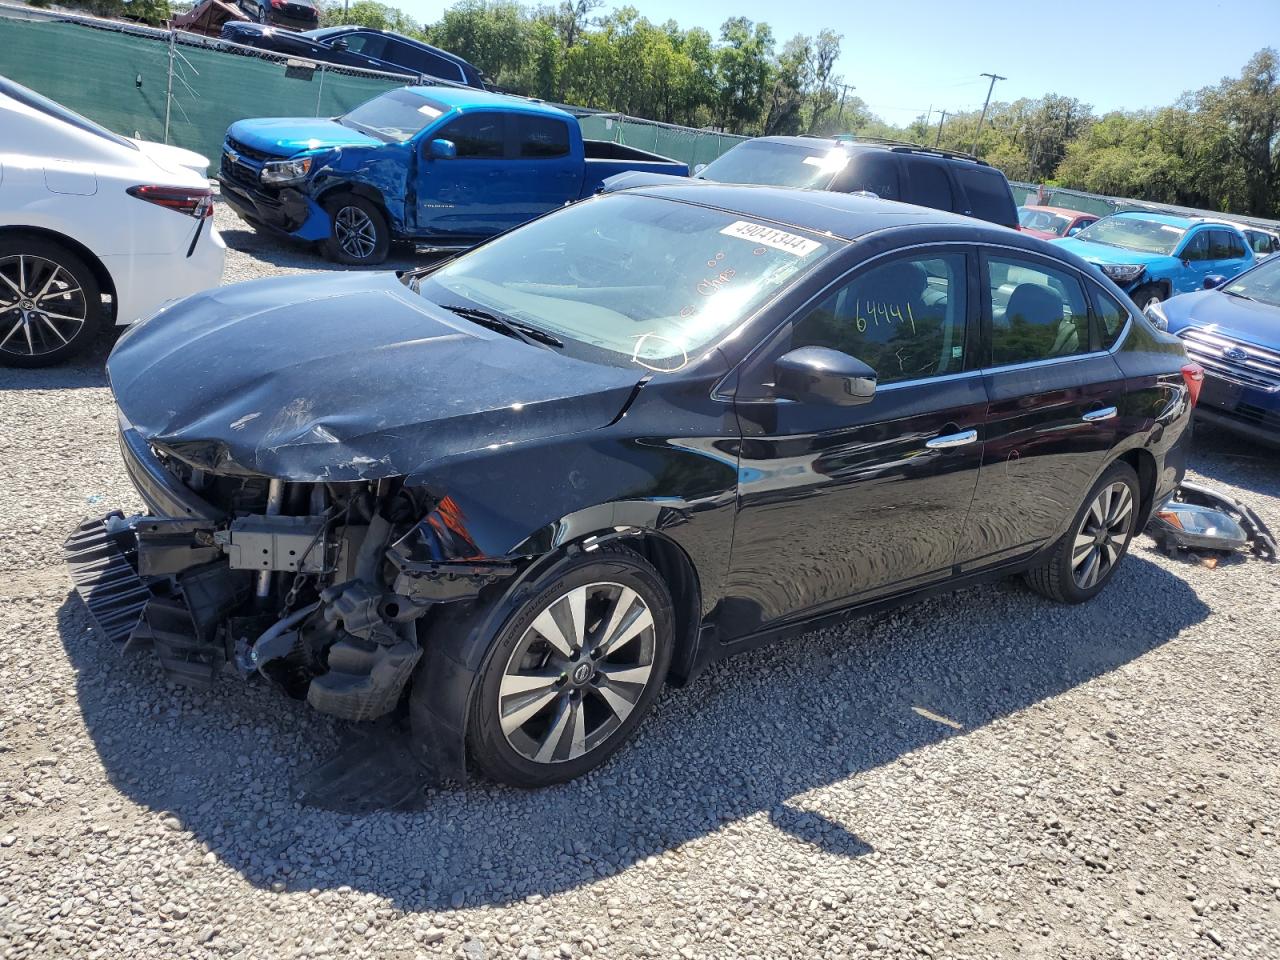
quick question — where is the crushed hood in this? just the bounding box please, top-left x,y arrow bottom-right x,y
226,117 -> 380,157
107,272 -> 643,482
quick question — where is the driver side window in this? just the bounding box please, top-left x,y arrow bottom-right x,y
438,113 -> 505,159
790,252 -> 969,385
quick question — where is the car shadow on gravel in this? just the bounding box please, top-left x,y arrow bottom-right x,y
219,223 -> 447,274
56,551 -> 1210,910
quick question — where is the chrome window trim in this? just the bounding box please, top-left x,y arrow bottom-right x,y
720,238 -> 1133,401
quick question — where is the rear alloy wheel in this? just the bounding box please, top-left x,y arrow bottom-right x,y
322,195 -> 390,265
1025,461 -> 1140,603
256,4 -> 268,22
464,547 -> 674,786
0,240 -> 102,367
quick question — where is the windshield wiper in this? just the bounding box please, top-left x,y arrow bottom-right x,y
1221,288 -> 1252,301
439,304 -> 564,349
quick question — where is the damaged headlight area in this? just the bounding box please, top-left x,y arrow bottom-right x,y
64,440 -> 516,722
260,156 -> 313,185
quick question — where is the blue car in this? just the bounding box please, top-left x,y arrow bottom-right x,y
1146,255 -> 1280,445
218,86 -> 688,264
1053,212 -> 1254,310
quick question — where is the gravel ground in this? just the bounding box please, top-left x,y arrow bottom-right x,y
1,200 -> 1278,959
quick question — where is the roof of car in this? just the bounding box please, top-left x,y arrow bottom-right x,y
402,85 -> 573,118
624,181 -> 995,242
1021,205 -> 1094,219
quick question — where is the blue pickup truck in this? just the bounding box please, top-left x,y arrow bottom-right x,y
218,87 -> 689,263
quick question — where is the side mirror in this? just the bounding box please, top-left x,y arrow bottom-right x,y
1203,275 -> 1228,290
692,163 -> 707,176
428,138 -> 457,160
774,346 -> 876,406
330,39 -> 348,51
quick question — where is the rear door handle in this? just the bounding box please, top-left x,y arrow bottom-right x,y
1082,406 -> 1117,422
926,429 -> 977,449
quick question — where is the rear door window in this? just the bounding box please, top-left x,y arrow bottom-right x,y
512,115 -> 571,158
833,153 -> 900,200
1224,230 -> 1247,260
954,166 -> 1014,224
903,159 -> 956,211
388,40 -> 467,82
987,254 -> 1091,365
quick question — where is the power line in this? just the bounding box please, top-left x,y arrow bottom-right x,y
971,72 -> 1006,156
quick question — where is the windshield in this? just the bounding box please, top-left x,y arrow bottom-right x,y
416,194 -> 839,370
340,90 -> 449,143
1074,216 -> 1186,255
1018,208 -> 1072,236
1224,257 -> 1280,308
697,140 -> 850,189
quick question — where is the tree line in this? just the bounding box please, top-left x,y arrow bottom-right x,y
27,0 -> 1280,217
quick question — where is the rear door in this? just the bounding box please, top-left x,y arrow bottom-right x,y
506,113 -> 580,219
1206,228 -> 1252,283
957,248 -> 1126,571
722,248 -> 988,638
899,156 -> 959,215
952,165 -> 1018,228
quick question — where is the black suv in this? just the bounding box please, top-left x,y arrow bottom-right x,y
220,23 -> 487,88
692,136 -> 1020,230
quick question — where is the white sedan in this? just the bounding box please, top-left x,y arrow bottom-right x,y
0,77 -> 226,366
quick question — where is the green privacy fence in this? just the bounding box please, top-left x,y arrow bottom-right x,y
578,114 -> 746,169
0,15 -> 405,164
0,9 -> 745,170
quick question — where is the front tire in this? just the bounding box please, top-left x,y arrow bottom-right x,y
462,546 -> 674,787
1025,461 -> 1140,603
1130,283 -> 1164,312
322,195 -> 390,265
0,238 -> 103,367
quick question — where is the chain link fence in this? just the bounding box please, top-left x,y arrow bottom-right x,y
0,3 -> 744,170
1011,181 -> 1280,232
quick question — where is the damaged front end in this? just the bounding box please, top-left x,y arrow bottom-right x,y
65,422 -> 515,723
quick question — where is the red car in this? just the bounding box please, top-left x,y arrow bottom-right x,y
1018,205 -> 1099,240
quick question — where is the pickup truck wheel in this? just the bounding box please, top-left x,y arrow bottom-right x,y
1130,283 -> 1163,311
461,546 -> 674,787
323,195 -> 390,266
0,238 -> 103,368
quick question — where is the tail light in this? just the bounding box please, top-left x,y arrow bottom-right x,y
1181,362 -> 1204,407
126,185 -> 213,219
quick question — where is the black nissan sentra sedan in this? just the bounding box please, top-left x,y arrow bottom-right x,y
68,184 -> 1199,787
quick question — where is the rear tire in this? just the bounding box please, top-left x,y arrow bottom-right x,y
1025,460 -> 1141,604
0,237 -> 103,367
453,545 -> 674,787
322,194 -> 390,266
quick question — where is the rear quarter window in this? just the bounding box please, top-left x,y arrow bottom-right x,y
955,166 -> 1016,226
1089,285 -> 1132,350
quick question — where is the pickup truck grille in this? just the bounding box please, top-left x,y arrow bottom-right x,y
1178,326 -> 1280,393
220,137 -> 271,189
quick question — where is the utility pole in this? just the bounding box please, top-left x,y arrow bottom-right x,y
971,72 -> 1006,156
835,83 -> 855,130
934,109 -> 948,147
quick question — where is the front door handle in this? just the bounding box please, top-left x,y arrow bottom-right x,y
1082,406 -> 1118,422
925,429 -> 977,449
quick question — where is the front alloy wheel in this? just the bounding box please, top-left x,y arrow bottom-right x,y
322,194 -> 390,265
459,546 -> 674,787
499,582 -> 656,764
0,242 -> 102,367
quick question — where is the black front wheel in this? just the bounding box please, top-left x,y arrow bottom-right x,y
322,195 -> 390,265
443,546 -> 675,787
0,238 -> 103,367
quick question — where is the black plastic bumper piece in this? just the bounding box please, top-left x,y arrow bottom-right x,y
64,513 -> 151,644
307,636 -> 423,721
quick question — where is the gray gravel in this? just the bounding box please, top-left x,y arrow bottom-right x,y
1,199 -> 1278,959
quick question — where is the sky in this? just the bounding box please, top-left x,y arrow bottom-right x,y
394,0 -> 1278,122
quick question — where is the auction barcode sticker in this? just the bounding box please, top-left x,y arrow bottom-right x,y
720,220 -> 822,257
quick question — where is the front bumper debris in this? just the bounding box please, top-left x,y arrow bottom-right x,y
1147,481 -> 1278,560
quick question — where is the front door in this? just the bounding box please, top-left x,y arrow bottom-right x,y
722,249 -> 987,639
957,249 -> 1126,571
416,111 -> 513,241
